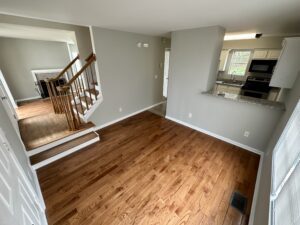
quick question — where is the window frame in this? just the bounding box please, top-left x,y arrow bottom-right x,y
227,49 -> 252,77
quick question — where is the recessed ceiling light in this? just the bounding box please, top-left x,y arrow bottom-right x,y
224,33 -> 257,41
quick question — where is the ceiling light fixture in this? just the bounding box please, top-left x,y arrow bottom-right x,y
224,33 -> 258,41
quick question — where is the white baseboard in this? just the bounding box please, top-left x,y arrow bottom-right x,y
95,101 -> 166,130
165,115 -> 263,156
32,133 -> 99,170
16,96 -> 41,103
27,126 -> 95,157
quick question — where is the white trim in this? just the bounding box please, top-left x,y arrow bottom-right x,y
165,115 -> 263,155
15,96 -> 41,103
95,101 -> 166,130
31,170 -> 46,210
83,95 -> 103,121
249,153 -> 264,225
32,134 -> 99,170
88,26 -> 102,90
0,70 -> 17,109
27,126 -> 95,156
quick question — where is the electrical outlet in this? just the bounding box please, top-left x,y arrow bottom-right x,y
188,112 -> 192,118
119,107 -> 123,112
244,131 -> 250,137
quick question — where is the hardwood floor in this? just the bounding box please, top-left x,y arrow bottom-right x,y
37,111 -> 260,225
17,99 -> 94,150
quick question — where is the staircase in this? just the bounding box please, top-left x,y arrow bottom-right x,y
45,53 -> 103,130
27,53 -> 103,170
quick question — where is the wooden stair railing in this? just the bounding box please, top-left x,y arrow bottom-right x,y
45,55 -> 80,114
55,54 -> 98,130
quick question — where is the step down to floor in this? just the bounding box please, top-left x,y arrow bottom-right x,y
30,131 -> 99,170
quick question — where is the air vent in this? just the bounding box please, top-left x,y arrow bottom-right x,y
230,191 -> 248,214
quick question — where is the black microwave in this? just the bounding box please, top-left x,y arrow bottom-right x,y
249,60 -> 277,74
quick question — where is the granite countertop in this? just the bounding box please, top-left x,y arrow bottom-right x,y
202,89 -> 285,110
215,80 -> 244,87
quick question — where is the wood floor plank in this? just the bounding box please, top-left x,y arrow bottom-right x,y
37,111 -> 260,225
17,99 -> 95,150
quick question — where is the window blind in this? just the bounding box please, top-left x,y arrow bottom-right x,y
271,101 -> 300,225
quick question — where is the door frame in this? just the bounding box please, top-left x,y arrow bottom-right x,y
163,48 -> 171,98
0,70 -> 17,109
0,77 -> 20,135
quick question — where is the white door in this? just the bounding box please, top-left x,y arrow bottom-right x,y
0,79 -> 19,134
0,128 -> 47,225
163,49 -> 170,98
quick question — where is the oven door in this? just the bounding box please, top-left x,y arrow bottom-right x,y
249,60 -> 277,74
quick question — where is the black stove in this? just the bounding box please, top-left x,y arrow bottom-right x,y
240,76 -> 271,99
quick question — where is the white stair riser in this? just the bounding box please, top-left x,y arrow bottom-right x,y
27,127 -> 95,157
32,134 -> 100,170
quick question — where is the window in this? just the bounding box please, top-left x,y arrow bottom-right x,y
271,101 -> 300,225
228,50 -> 251,76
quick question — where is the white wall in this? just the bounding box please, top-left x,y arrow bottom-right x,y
90,27 -> 168,126
0,37 -> 70,100
166,26 -> 283,151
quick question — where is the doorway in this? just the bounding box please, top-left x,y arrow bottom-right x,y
163,48 -> 170,98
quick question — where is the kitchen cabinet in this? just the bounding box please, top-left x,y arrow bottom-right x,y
270,38 -> 300,89
267,50 -> 281,59
219,50 -> 229,71
253,50 -> 268,59
253,49 -> 281,59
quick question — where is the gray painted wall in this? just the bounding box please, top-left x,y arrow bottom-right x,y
0,100 -> 35,187
166,26 -> 283,151
0,14 -> 93,64
90,27 -> 168,126
253,75 -> 300,225
0,37 -> 70,100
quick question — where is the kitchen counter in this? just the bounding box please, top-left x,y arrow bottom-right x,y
202,89 -> 285,110
215,80 -> 244,87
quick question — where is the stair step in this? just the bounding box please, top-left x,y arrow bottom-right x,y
85,89 -> 99,100
26,121 -> 95,156
30,132 -> 99,169
80,96 -> 93,106
74,103 -> 87,115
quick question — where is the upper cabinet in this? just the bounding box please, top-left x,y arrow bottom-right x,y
219,50 -> 229,71
270,38 -> 300,89
253,49 -> 281,59
253,50 -> 268,59
267,50 -> 281,59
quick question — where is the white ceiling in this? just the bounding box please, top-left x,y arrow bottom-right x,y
0,0 -> 300,36
0,23 -> 76,43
